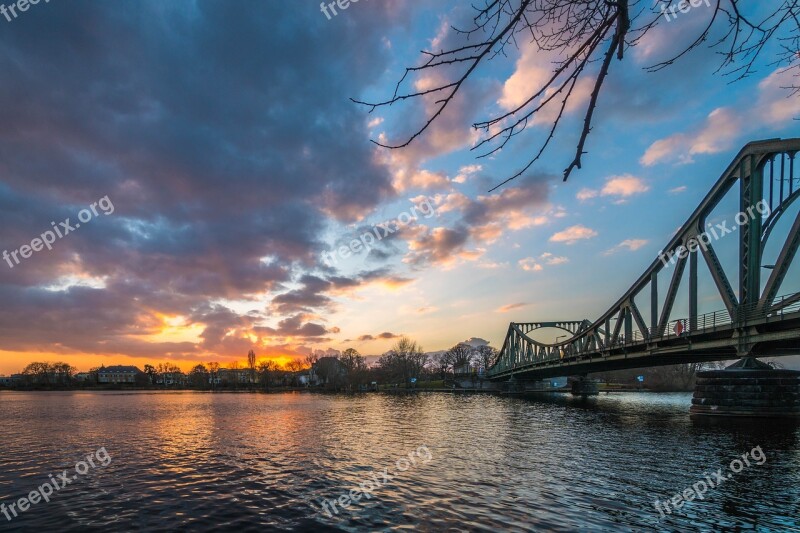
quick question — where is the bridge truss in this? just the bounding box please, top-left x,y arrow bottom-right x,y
488,139 -> 800,381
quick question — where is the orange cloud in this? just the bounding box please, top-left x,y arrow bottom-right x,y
496,302 -> 528,313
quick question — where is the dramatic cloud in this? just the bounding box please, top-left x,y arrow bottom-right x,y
402,173 -> 554,267
0,1 -> 407,364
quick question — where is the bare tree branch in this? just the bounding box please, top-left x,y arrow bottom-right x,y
356,0 -> 799,189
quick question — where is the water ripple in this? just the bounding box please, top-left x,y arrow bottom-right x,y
0,391 -> 798,531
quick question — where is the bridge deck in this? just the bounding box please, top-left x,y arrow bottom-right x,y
489,298 -> 800,380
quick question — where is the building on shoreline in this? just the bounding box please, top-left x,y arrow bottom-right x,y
97,366 -> 143,384
0,375 -> 21,387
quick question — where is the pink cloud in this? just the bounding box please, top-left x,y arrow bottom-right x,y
549,225 -> 598,244
641,68 -> 800,167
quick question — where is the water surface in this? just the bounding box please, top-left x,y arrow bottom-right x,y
1,391 -> 798,531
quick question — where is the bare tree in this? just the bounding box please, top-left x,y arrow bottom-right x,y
446,343 -> 475,374
340,348 -> 368,390
304,353 -> 319,369
189,364 -> 209,389
247,349 -> 257,388
356,1 -> 799,187
144,364 -> 157,385
475,345 -> 498,373
20,362 -> 76,387
285,359 -> 305,373
207,361 -> 220,390
376,337 -> 428,386
431,352 -> 455,380
257,360 -> 280,389
228,361 -> 242,389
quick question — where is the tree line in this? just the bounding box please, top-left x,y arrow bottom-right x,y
3,337 -> 500,391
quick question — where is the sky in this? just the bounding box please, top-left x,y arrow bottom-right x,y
0,1 -> 798,374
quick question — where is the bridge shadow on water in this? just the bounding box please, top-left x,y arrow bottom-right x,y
508,391 -> 800,443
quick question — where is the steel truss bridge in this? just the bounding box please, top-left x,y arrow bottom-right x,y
488,139 -> 800,381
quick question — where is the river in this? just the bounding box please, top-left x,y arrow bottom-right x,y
0,391 -> 798,531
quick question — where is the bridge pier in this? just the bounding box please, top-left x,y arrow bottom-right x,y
690,357 -> 800,417
570,376 -> 598,396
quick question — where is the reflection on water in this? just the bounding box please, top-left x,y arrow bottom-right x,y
1,391 -> 799,531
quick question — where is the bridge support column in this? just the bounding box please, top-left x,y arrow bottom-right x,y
690,357 -> 800,417
570,376 -> 598,397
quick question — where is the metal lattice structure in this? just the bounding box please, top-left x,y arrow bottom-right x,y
489,138 -> 800,381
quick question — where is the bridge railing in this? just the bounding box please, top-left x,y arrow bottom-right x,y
489,291 -> 800,376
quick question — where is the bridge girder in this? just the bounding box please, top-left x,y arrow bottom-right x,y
489,139 -> 800,381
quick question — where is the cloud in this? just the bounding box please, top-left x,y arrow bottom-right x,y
476,261 -> 507,269
669,186 -> 687,194
549,225 -> 598,244
518,252 -> 568,272
403,173 -> 555,267
0,1 -> 417,365
578,175 -> 649,202
496,302 -> 527,313
641,67 -> 800,166
462,337 -> 489,347
604,239 -> 649,256
264,314 -> 332,338
519,258 -> 543,272
602,175 -> 650,197
540,252 -> 569,265
376,12 -> 498,194
357,331 -> 401,341
640,107 -> 740,166
452,164 -> 482,184
498,40 -> 594,125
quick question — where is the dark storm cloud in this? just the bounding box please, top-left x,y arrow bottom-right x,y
0,0 -> 403,357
